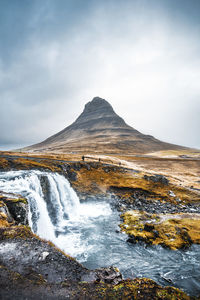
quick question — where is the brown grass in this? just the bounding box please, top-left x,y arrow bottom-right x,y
72,165 -> 200,203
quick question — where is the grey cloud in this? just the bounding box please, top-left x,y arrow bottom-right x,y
0,0 -> 200,149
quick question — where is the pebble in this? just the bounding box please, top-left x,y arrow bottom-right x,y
41,251 -> 49,260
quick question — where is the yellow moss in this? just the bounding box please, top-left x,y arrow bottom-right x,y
13,158 -> 60,172
0,210 -> 14,228
0,225 -> 33,239
72,165 -> 199,204
0,157 -> 9,169
0,217 -> 11,227
121,210 -> 200,250
1,196 -> 27,204
111,278 -> 190,300
1,152 -> 199,204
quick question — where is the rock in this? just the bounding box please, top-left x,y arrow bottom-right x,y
41,251 -> 49,260
169,190 -> 176,197
144,224 -> 154,232
0,235 -> 91,283
0,268 -> 191,299
2,197 -> 28,225
83,164 -> 91,171
39,175 -> 62,225
72,163 -> 81,171
0,202 -> 13,223
127,236 -> 136,244
67,170 -> 77,181
60,163 -> 71,172
95,266 -> 122,285
144,174 -> 169,185
80,271 -> 97,283
153,230 -> 159,237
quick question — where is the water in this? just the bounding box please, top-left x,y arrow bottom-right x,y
0,170 -> 199,296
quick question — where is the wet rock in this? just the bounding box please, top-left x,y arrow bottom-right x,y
95,266 -> 122,285
8,202 -> 28,225
127,236 -> 136,244
39,175 -> 62,226
0,202 -> 13,223
1,197 -> 28,225
0,236 -> 91,283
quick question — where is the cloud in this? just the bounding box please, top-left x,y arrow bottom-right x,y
0,0 -> 200,149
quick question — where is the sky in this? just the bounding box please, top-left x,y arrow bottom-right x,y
0,0 -> 200,150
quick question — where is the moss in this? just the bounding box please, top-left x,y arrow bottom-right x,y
0,264 -> 191,299
0,157 -> 9,169
0,200 -> 5,207
0,225 -> 33,240
0,264 -> 47,286
76,278 -> 190,299
1,153 -> 199,205
13,158 -> 60,172
0,224 -> 74,260
120,210 -> 200,250
0,195 -> 27,205
0,154 -> 65,172
71,163 -> 200,205
0,212 -> 13,227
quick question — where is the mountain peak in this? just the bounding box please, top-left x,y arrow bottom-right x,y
23,96 -> 186,154
84,97 -> 114,113
74,96 -> 118,126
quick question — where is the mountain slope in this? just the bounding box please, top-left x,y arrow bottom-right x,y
23,97 -> 187,154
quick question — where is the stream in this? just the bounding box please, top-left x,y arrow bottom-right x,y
0,170 -> 199,296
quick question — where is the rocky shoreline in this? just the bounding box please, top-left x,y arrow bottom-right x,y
0,153 -> 199,299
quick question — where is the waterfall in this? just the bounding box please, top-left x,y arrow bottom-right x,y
0,170 -> 200,296
0,170 -> 80,242
0,170 -> 112,258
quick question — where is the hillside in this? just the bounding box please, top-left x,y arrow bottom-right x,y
23,97 -> 187,154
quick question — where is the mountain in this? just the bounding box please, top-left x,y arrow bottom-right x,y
23,97 -> 186,154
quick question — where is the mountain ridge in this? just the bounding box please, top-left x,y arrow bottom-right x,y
23,97 -> 187,154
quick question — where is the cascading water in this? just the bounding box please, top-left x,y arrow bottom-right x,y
0,170 -> 200,296
0,170 -> 112,257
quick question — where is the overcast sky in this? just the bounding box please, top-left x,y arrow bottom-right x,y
0,0 -> 200,150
